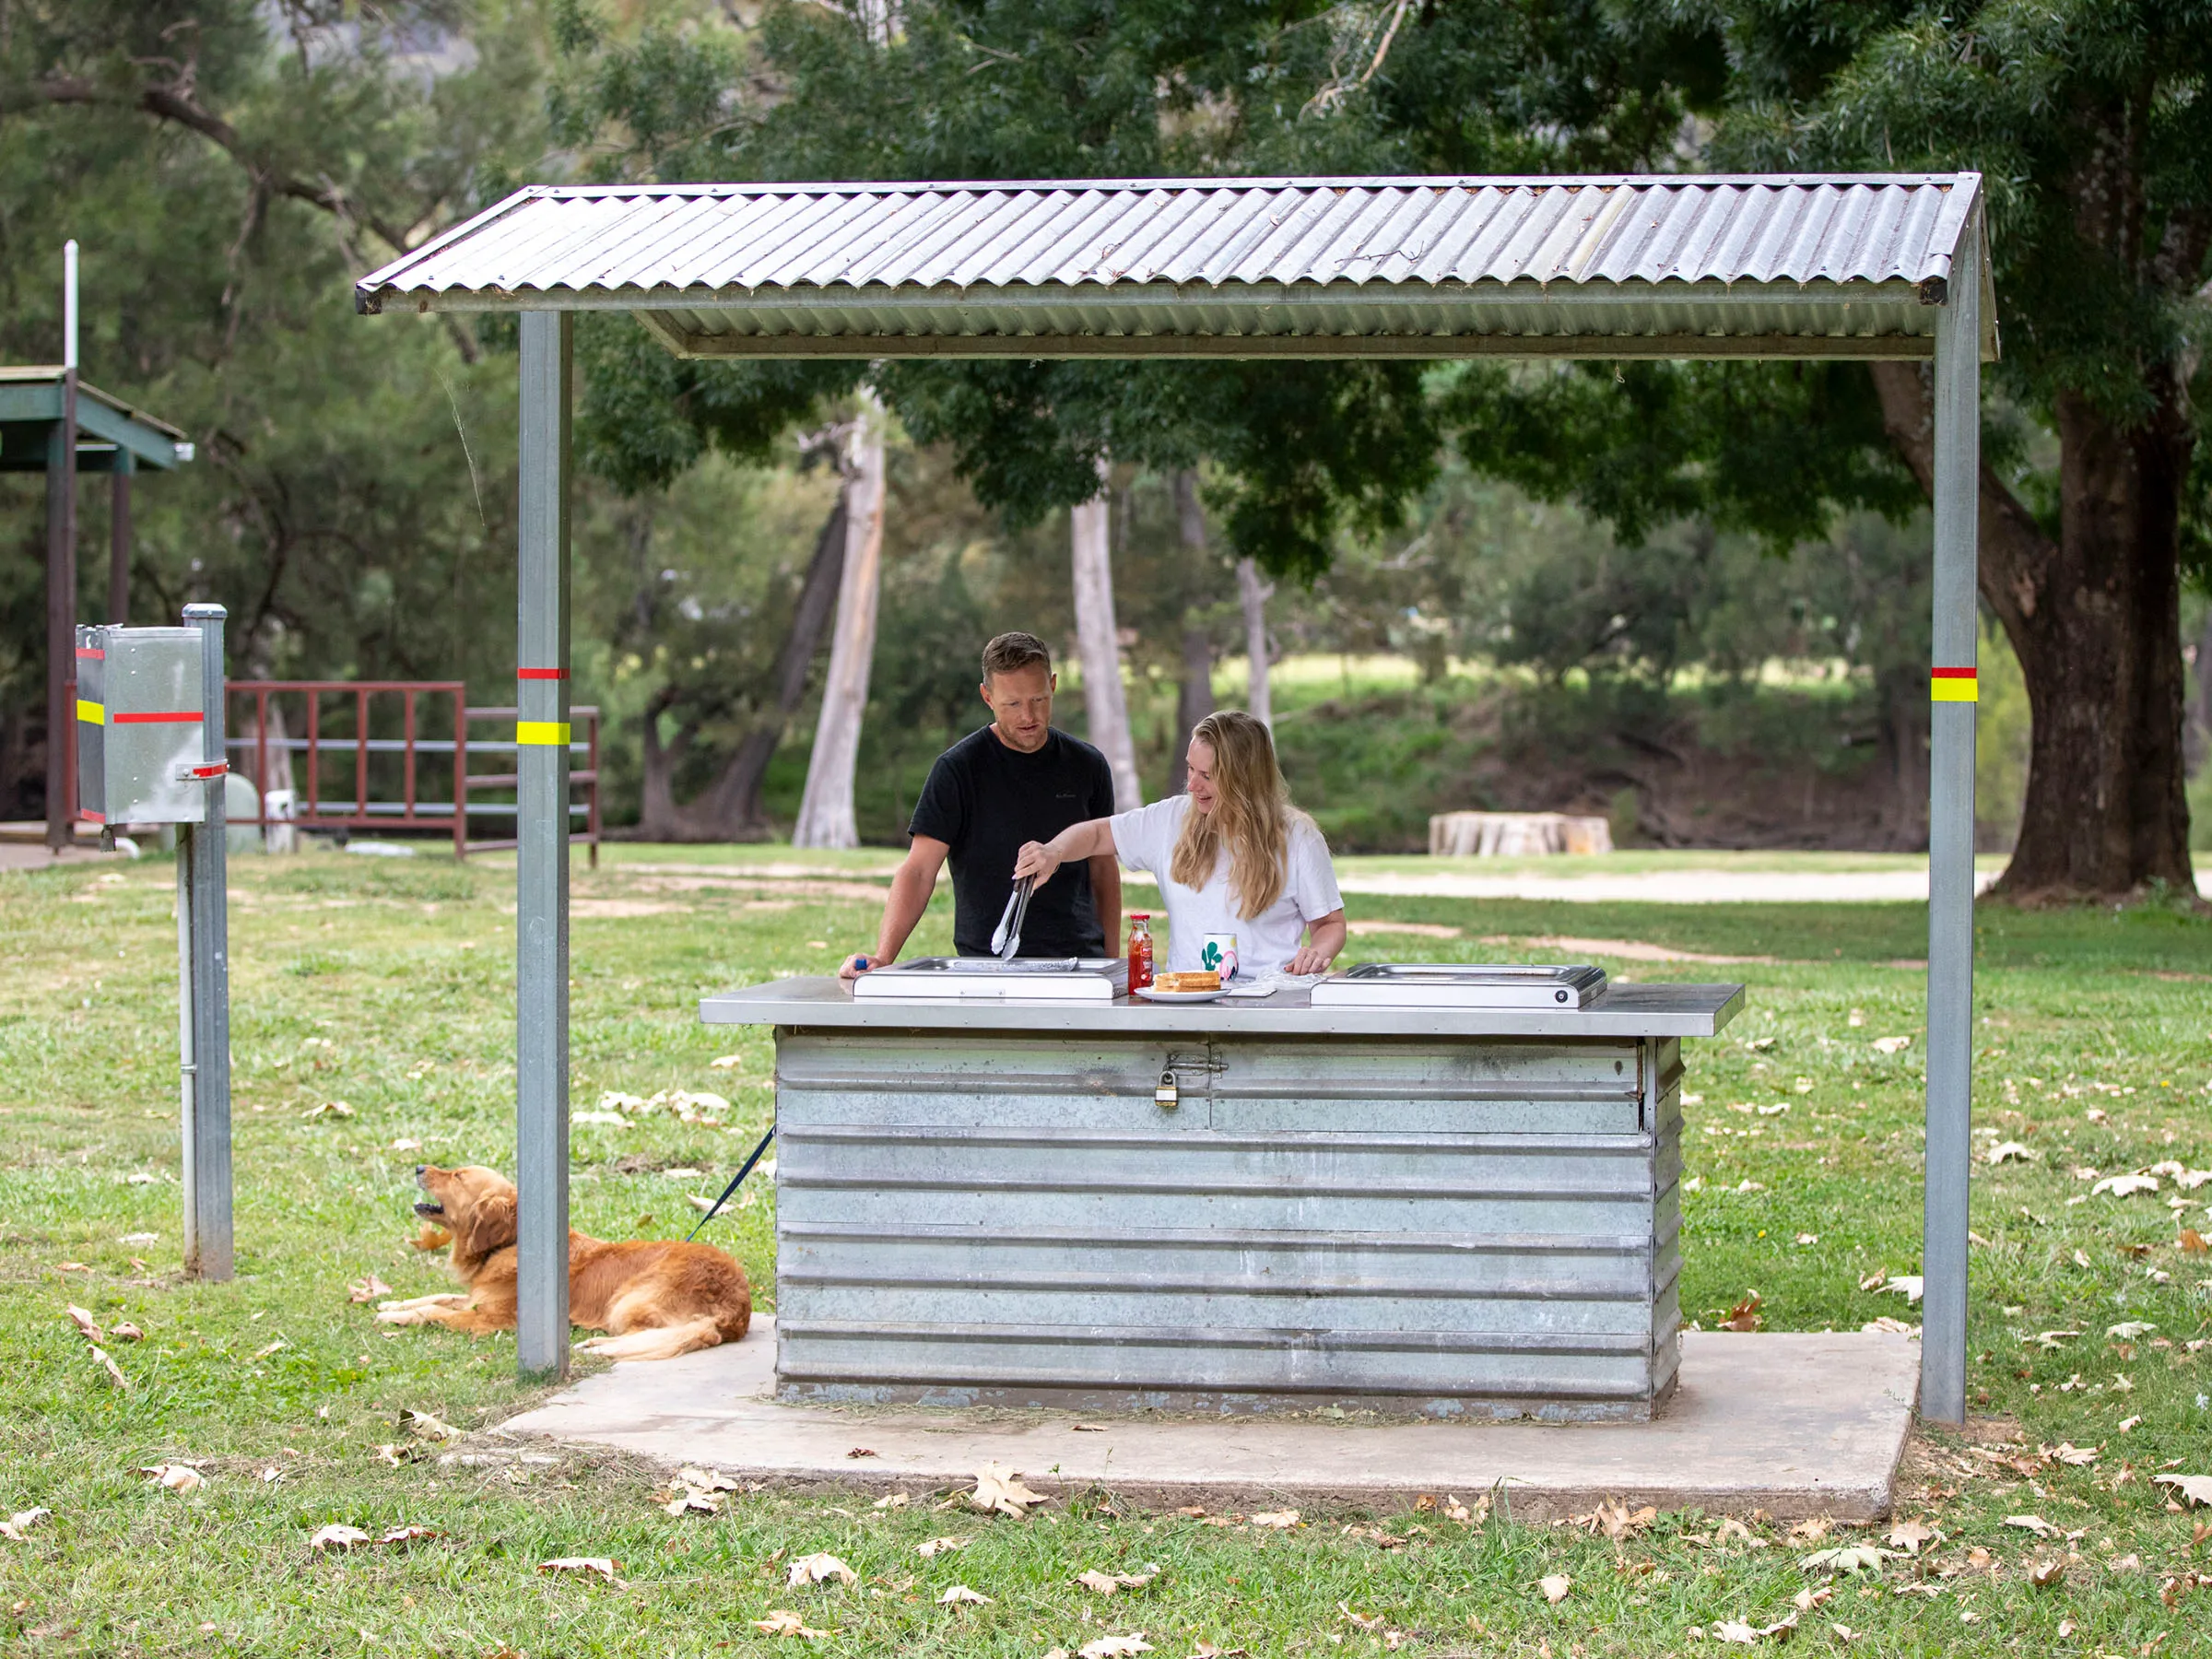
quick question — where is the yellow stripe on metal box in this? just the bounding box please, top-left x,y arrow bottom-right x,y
1929,676 -> 1979,703
516,721 -> 571,746
76,699 -> 105,724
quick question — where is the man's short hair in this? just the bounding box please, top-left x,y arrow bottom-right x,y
982,631 -> 1053,681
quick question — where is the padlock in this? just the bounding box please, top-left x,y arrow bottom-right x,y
1154,1070 -> 1179,1110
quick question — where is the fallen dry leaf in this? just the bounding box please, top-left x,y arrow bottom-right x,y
786,1551 -> 857,1588
247,1339 -> 287,1362
2179,1229 -> 2208,1254
1861,1315 -> 1917,1335
753,1610 -> 833,1639
1984,1141 -> 2038,1164
302,1100 -> 354,1119
1248,1510 -> 1300,1529
663,1488 -> 719,1517
2030,1559 -> 2065,1588
402,1409 -> 458,1441
139,1465 -> 203,1494
89,1347 -> 127,1389
2092,1171 -> 2159,1198
1792,1587 -> 1832,1613
0,1508 -> 53,1542
936,1584 -> 994,1606
916,1536 -> 970,1559
109,1322 -> 142,1342
1339,1604 -> 1384,1631
1830,1624 -> 1856,1642
2044,1441 -> 2099,1465
969,1463 -> 1049,1518
1800,1545 -> 1889,1575
64,1306 -> 101,1342
1882,1276 -> 1924,1304
1887,1519 -> 1936,1554
845,1447 -> 877,1459
2107,1321 -> 2157,1341
1714,1517 -> 1769,1548
346,1276 -> 392,1304
2152,1475 -> 2212,1507
676,1466 -> 738,1493
2005,1514 -> 2057,1537
1077,1568 -> 1158,1594
1871,1036 -> 1912,1054
1579,1500 -> 1657,1539
872,1492 -> 909,1510
379,1525 -> 440,1545
1538,1573 -> 1571,1604
1787,1517 -> 1830,1543
1714,1612 -> 1798,1644
1857,1269 -> 1888,1291
1721,1290 -> 1764,1333
538,1557 -> 623,1583
309,1524 -> 372,1551
1077,1636 -> 1152,1659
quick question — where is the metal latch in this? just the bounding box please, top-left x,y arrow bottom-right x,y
1155,1070 -> 1179,1110
178,760 -> 229,782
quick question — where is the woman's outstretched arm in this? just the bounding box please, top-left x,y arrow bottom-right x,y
1013,818 -> 1117,885
1288,909 -> 1347,976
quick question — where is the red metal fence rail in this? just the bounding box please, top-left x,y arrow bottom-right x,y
210,681 -> 600,864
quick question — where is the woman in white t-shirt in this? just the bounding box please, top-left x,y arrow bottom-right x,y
1012,710 -> 1347,977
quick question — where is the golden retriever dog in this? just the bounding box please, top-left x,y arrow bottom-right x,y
375,1164 -> 751,1360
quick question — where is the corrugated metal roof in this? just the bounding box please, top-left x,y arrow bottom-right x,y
359,175 -> 1994,360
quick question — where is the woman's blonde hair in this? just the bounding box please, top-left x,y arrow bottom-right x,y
1171,711 -> 1300,918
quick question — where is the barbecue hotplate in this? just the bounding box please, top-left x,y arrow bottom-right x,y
852,957 -> 1128,1001
1309,962 -> 1608,1009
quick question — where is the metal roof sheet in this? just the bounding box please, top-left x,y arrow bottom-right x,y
359,175 -> 1994,360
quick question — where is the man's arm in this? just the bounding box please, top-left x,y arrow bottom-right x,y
1088,853 -> 1123,957
839,835 -> 950,980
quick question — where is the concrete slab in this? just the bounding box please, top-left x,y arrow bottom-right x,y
496,1320 -> 1919,1522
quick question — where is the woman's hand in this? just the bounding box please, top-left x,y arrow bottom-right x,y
1287,910 -> 1348,977
1012,840 -> 1063,885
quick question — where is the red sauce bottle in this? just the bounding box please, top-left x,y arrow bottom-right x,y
1126,913 -> 1154,992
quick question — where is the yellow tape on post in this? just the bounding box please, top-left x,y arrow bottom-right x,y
1930,668 -> 1978,703
515,721 -> 571,746
76,699 -> 105,724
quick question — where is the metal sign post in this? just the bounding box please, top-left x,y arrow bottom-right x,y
179,604 -> 233,1280
77,606 -> 233,1279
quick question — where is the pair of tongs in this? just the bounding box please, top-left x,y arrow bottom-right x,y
990,873 -> 1037,960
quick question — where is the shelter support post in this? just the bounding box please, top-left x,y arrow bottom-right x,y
181,603 -> 234,1279
1923,218 -> 1982,1426
45,377 -> 78,849
515,311 -> 573,1381
109,453 -> 135,625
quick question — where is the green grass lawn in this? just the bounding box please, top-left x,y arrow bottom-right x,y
3,848 -> 2209,1655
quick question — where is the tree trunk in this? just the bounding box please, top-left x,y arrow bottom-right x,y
677,491 -> 849,837
632,685 -> 691,842
2187,605 -> 2212,778
1237,557 -> 1275,728
1071,458 -> 1143,812
1868,361 -> 2198,900
1170,471 -> 1215,794
793,403 -> 888,849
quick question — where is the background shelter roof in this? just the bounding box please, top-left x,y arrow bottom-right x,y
0,366 -> 193,472
358,173 -> 1996,362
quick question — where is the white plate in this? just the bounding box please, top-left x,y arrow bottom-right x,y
1132,985 -> 1230,1003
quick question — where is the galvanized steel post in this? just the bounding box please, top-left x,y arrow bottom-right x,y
1922,210 -> 1983,1426
181,603 -> 233,1280
514,311 -> 573,1381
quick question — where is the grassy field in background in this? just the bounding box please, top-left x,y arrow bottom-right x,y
2,848 -> 2209,1655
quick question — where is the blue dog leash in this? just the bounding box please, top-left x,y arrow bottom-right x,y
685,1123 -> 778,1241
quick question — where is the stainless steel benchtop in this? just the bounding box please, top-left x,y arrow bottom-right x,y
700,976 -> 1745,1039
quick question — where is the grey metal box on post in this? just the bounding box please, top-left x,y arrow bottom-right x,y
74,624 -> 209,828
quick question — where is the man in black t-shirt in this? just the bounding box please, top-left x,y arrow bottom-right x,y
839,632 -> 1122,976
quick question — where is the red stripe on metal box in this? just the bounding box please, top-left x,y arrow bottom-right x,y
112,711 -> 205,724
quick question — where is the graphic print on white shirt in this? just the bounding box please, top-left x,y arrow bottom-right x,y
1106,794 -> 1343,975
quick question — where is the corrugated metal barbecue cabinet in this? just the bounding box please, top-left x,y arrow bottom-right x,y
702,964 -> 1742,1421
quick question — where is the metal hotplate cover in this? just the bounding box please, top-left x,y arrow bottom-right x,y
1311,962 -> 1608,1009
